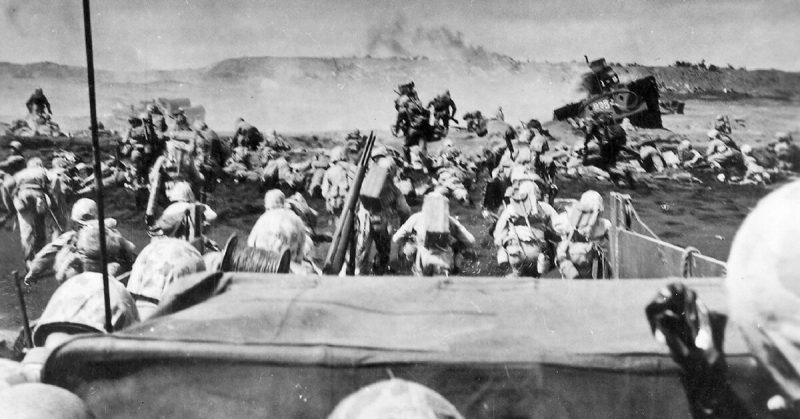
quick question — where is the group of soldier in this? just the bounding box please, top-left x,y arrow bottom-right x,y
0,86 -> 798,357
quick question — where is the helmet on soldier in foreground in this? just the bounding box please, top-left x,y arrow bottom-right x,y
726,179 -> 800,403
328,379 -> 464,419
8,141 -> 22,152
76,222 -> 123,261
264,189 -> 286,210
167,181 -> 196,203
329,146 -> 346,163
0,383 -> 93,419
70,198 -> 98,226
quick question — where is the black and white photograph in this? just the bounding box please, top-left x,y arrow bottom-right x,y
0,0 -> 798,417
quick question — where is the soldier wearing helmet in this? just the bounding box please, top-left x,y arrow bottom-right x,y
127,238 -> 206,320
353,146 -> 410,275
232,118 -> 264,150
192,120 -> 223,200
427,89 -> 457,132
25,88 -> 51,117
714,114 -> 732,134
556,190 -> 612,279
24,198 -> 104,285
740,144 -> 770,185
329,379 -> 464,419
772,132 -> 799,171
149,181 -> 217,252
34,224 -> 139,348
493,180 -> 561,277
120,111 -> 161,182
321,146 -> 356,215
705,129 -> 741,175
248,190 -> 318,275
9,158 -> 63,267
393,192 -> 475,276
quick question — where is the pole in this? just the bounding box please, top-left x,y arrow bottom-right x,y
82,0 -> 113,333
13,271 -> 33,348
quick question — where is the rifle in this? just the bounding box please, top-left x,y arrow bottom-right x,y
13,271 -> 33,349
323,132 -> 376,275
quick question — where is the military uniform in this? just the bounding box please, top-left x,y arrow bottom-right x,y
248,207 -> 318,275
120,117 -> 161,180
428,92 -> 457,131
556,191 -> 611,279
494,181 -> 561,277
232,119 -> 264,150
321,148 -> 355,215
392,193 -> 475,276
25,89 -> 51,116
12,163 -> 58,265
354,154 -> 411,275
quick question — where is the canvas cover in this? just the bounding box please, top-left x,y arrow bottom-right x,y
41,274 -> 769,418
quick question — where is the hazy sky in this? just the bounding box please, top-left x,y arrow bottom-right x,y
1,0 -> 798,71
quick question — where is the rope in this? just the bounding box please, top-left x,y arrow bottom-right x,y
624,198 -> 660,240
682,246 -> 701,278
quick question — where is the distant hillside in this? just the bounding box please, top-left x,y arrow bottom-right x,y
0,57 -> 798,132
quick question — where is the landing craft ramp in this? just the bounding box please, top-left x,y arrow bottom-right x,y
42,194 -> 764,418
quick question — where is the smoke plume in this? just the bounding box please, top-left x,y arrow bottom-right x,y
365,15 -> 518,67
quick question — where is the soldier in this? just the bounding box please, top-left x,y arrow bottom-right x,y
676,140 -> 704,168
714,114 -> 732,135
192,120 -> 223,200
150,181 -> 217,247
120,113 -> 161,182
306,152 -> 329,198
427,90 -> 457,131
170,108 -> 193,133
392,192 -> 475,276
232,118 -> 264,150
556,190 -> 612,279
740,145 -> 770,185
329,379 -> 464,419
705,129 -> 741,174
11,158 -> 62,267
493,180 -> 561,277
145,139 -> 204,225
32,224 -> 139,348
126,238 -> 206,320
773,132 -> 799,171
25,88 -> 51,117
0,141 -> 26,223
393,81 -> 419,137
495,106 -> 504,121
146,103 -> 168,135
248,190 -> 318,274
354,146 -> 411,275
321,146 -> 355,216
345,129 -> 365,152
24,198 -> 97,285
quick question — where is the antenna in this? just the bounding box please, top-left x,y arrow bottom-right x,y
81,0 -> 113,333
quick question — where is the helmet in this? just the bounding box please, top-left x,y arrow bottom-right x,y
371,145 -> 388,159
678,140 -> 692,151
8,141 -> 22,152
192,120 -> 207,132
34,88 -> 43,94
329,146 -> 346,163
577,190 -> 604,213
26,157 -> 44,168
716,114 -> 725,121
167,181 -> 195,203
146,103 -> 157,113
740,144 -> 753,155
71,198 -> 98,225
329,379 -> 464,419
706,129 -> 719,139
263,189 -> 286,210
138,112 -> 151,122
726,180 -> 800,401
513,180 -> 540,203
0,383 -> 93,419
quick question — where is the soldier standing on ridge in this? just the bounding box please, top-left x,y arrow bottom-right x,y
25,88 -> 52,117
